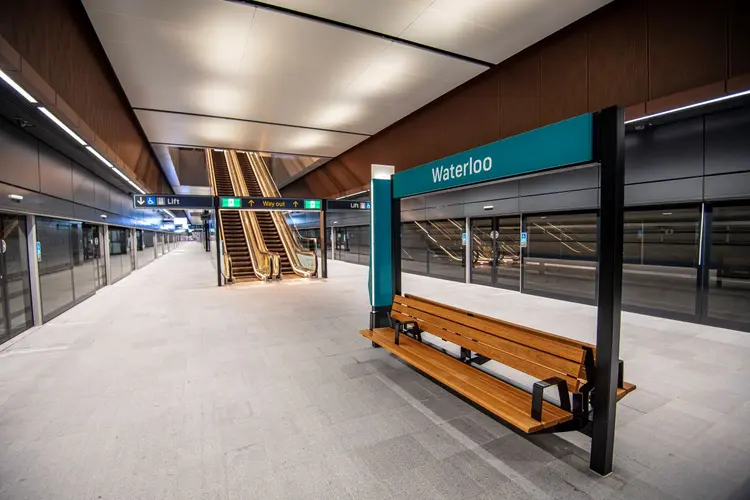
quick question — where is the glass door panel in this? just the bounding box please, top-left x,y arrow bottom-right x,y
622,207 -> 700,316
706,205 -> 750,328
0,215 -> 33,342
470,218 -> 493,286
496,217 -> 521,289
523,213 -> 598,302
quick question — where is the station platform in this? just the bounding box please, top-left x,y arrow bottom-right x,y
0,243 -> 748,500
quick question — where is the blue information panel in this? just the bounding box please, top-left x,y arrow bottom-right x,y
133,195 -> 214,209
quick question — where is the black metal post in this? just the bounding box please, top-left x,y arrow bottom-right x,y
590,106 -> 625,476
214,199 -> 222,287
203,220 -> 210,252
392,196 -> 402,296
320,207 -> 327,278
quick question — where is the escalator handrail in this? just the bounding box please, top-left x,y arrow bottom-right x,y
244,152 -> 317,277
225,151 -> 279,280
205,150 -> 233,282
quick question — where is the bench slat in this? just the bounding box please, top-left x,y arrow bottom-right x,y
404,294 -> 596,351
361,328 -> 572,433
397,295 -> 586,364
392,302 -> 584,381
391,310 -> 581,391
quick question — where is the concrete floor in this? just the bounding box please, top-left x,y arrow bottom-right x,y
0,242 -> 748,500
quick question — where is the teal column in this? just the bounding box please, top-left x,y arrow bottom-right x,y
368,178 -> 393,308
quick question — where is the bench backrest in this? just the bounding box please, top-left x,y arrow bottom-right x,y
391,294 -> 593,392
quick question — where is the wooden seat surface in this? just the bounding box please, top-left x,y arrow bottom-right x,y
360,327 -> 573,433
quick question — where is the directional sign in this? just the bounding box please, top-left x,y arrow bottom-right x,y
326,200 -> 371,211
133,194 -> 214,209
218,197 -> 323,211
520,231 -> 528,248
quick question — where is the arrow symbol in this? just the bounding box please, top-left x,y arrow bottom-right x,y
293,201 -> 299,207
249,200 -> 254,206
136,197 -> 145,206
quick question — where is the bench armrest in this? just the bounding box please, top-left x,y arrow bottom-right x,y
532,377 -> 571,421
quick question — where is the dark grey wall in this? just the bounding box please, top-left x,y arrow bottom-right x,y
294,106 -> 750,229
0,118 -> 164,228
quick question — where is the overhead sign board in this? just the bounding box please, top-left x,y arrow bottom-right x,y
392,113 -> 594,199
219,197 -> 322,211
133,195 -> 214,209
326,200 -> 371,211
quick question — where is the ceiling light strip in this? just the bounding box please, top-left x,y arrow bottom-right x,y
38,107 -> 87,145
625,89 -> 750,124
0,69 -> 38,103
336,189 -> 370,200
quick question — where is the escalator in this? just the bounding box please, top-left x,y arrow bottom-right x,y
210,150 -> 256,281
236,153 -> 295,276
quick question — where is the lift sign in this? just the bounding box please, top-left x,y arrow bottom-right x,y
520,232 -> 528,248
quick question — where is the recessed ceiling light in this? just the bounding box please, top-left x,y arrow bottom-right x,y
8,194 -> 23,202
0,69 -> 37,103
100,214 -> 108,219
483,205 -> 494,210
38,107 -> 86,145
662,212 -> 672,216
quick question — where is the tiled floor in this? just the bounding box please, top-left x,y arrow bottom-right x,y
0,243 -> 748,499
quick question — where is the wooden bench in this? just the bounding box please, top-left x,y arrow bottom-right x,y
360,294 -> 635,434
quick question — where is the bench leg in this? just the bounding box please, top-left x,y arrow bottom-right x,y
371,341 -> 381,349
532,377 -> 571,421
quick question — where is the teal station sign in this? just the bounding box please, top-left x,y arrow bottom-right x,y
392,114 -> 594,199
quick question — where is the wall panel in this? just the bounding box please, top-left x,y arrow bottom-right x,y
540,30 -> 588,126
39,144 -> 73,200
647,0 -> 728,98
729,0 -> 750,78
587,0 -> 648,111
499,53 -> 541,138
0,120 -> 40,192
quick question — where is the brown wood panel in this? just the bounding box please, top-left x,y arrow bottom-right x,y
540,30 -> 588,126
390,310 -> 581,389
391,302 -> 583,379
0,0 -> 168,193
587,0 -> 648,111
361,328 -> 572,432
648,0 -> 728,99
500,52 -> 541,138
729,0 -> 750,78
403,294 -> 594,353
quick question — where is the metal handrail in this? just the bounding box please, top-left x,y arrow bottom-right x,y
225,151 -> 279,280
205,150 -> 233,282
245,152 -> 318,277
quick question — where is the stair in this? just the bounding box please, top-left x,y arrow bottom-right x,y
236,153 -> 295,276
211,151 -> 256,281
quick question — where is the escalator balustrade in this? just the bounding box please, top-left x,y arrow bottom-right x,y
236,153 -> 295,276
211,151 -> 256,282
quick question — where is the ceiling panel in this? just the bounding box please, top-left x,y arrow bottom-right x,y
136,109 -> 367,157
262,0 -> 612,63
85,3 -> 485,136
